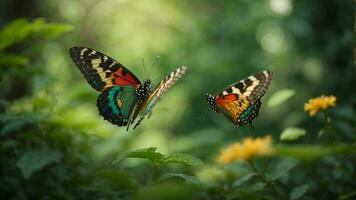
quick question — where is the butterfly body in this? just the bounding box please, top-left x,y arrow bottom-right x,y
205,70 -> 273,127
69,47 -> 186,130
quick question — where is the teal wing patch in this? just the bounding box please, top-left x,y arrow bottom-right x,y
237,99 -> 262,126
97,85 -> 138,126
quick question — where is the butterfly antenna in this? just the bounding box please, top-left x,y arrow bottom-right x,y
141,58 -> 148,79
147,56 -> 160,79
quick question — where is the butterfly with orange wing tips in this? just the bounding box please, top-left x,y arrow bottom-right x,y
69,47 -> 187,130
205,70 -> 273,128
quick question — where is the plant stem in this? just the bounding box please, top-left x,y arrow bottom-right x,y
152,163 -> 160,182
248,159 -> 285,200
223,170 -> 234,200
323,109 -> 330,124
322,110 -> 338,143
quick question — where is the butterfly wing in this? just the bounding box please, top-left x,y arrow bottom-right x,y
223,70 -> 273,103
132,66 -> 187,129
69,47 -> 143,127
214,70 -> 273,126
97,85 -> 138,126
215,94 -> 262,126
237,98 -> 262,126
69,47 -> 141,91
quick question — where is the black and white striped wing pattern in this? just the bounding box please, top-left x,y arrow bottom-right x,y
69,46 -> 141,91
219,70 -> 273,104
132,66 -> 187,129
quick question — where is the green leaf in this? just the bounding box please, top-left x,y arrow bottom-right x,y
0,114 -> 43,136
275,144 -> 356,160
267,89 -> 295,107
97,169 -> 136,190
249,182 -> 266,191
162,153 -> 204,167
232,173 -> 256,187
0,18 -> 31,50
134,182 -> 197,200
269,158 -> 300,180
0,54 -> 29,67
17,150 -> 61,180
339,191 -> 356,200
36,22 -> 73,39
1,120 -> 33,135
280,127 -> 306,141
112,147 -> 163,164
157,173 -> 201,185
0,18 -> 73,50
291,184 -> 309,200
113,150 -> 204,167
28,18 -> 73,39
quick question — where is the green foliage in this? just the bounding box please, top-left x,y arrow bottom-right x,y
113,147 -> 164,164
0,54 -> 29,67
339,191 -> 356,200
290,184 -> 309,200
133,182 -> 199,200
280,127 -> 306,141
0,18 -> 72,50
275,144 -> 356,160
232,173 -> 256,187
0,19 -> 33,50
267,89 -> 295,107
161,153 -> 204,167
1,0 -> 355,199
268,158 -> 300,181
97,169 -> 137,190
157,173 -> 201,186
113,147 -> 203,168
0,113 -> 44,135
17,149 -> 61,180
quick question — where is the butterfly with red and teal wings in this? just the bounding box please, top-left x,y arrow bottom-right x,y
69,47 -> 187,130
205,70 -> 273,128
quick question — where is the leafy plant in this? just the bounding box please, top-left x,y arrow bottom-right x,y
1,1 -> 355,199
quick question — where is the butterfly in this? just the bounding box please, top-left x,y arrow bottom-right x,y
205,70 -> 273,128
69,46 -> 187,130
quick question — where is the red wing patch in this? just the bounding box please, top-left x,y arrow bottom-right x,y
216,94 -> 238,103
69,47 -> 141,91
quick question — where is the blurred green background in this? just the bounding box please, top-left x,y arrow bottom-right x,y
1,0 -> 355,199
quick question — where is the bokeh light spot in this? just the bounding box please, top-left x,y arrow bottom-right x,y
59,0 -> 85,22
269,0 -> 293,15
257,21 -> 290,54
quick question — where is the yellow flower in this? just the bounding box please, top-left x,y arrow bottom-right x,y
217,135 -> 273,164
304,95 -> 336,116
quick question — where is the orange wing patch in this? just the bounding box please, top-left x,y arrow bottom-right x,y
215,94 -> 250,123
